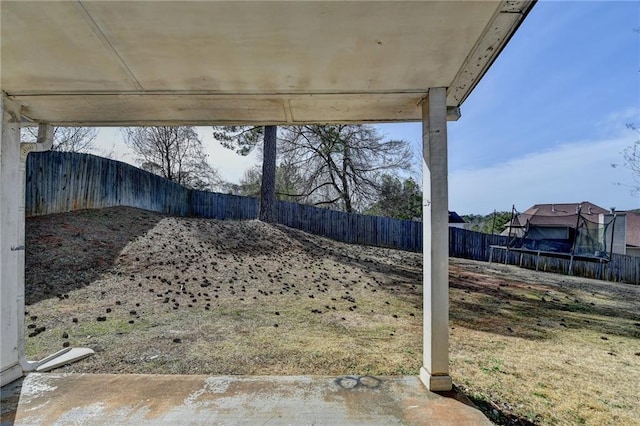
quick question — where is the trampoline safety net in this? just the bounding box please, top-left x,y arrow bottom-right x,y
506,205 -> 616,260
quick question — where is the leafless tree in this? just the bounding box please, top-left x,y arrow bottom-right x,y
236,165 -> 262,197
612,123 -> 640,198
22,127 -> 98,153
278,125 -> 413,213
622,124 -> 640,197
123,126 -> 220,191
235,161 -> 307,203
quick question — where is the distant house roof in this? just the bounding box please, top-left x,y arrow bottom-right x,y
508,202 -> 608,229
621,210 -> 640,248
449,211 -> 466,224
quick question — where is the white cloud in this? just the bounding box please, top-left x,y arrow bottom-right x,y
449,134 -> 639,215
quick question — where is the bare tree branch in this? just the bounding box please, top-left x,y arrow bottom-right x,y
277,124 -> 413,212
123,126 -> 221,191
22,127 -> 98,153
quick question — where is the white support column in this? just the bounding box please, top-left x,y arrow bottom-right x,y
17,124 -> 54,371
0,94 -> 24,385
420,87 -> 452,391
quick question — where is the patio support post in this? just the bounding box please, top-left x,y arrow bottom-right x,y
0,94 -> 24,385
17,124 -> 54,371
420,87 -> 452,391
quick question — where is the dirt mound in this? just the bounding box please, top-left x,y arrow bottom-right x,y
24,206 -> 423,376
25,208 -> 165,305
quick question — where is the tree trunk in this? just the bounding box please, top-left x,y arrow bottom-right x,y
341,144 -> 353,213
259,126 -> 277,223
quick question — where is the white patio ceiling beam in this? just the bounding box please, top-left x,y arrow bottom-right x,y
1,1 -> 535,126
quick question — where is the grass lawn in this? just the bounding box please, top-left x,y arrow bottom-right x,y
23,208 -> 640,425
449,258 -> 640,425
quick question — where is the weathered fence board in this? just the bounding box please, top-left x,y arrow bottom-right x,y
273,201 -> 421,251
448,227 -> 508,261
190,190 -> 259,220
449,227 -> 639,285
25,152 -> 190,216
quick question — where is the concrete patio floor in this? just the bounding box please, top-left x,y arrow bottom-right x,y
2,373 -> 490,425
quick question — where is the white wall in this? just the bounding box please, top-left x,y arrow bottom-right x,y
0,97 -> 23,385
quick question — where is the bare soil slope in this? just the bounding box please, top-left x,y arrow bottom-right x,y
25,207 -> 423,376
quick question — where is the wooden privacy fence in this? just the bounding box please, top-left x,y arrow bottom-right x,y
190,189 -> 259,220
448,227 -> 508,261
26,151 -> 190,217
25,151 -> 422,252
25,151 -> 639,284
276,201 -> 421,251
450,227 -> 640,285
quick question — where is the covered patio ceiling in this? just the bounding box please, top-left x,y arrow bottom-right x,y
1,1 -> 534,126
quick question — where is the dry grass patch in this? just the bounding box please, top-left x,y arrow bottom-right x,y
450,258 -> 640,425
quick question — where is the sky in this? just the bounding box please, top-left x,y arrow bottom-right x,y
97,0 -> 640,216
